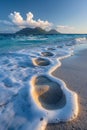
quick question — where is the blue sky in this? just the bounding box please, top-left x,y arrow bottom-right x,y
0,0 -> 87,33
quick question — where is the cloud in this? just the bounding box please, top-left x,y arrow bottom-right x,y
0,20 -> 13,26
9,11 -> 52,30
57,25 -> 75,33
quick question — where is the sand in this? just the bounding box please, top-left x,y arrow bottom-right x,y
46,49 -> 87,130
32,75 -> 66,110
41,52 -> 54,57
33,57 -> 50,66
47,48 -> 56,50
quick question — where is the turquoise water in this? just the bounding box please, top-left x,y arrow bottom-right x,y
0,34 -> 87,53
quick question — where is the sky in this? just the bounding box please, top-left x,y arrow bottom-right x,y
0,0 -> 87,33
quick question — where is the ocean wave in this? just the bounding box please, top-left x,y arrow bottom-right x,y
75,37 -> 87,43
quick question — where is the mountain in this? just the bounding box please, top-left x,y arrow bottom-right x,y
15,27 -> 60,35
47,29 -> 60,34
16,27 -> 46,35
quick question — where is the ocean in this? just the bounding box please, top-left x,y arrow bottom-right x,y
0,34 -> 87,130
0,34 -> 87,52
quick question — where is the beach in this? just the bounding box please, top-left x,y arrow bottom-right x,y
46,48 -> 87,130
0,34 -> 87,130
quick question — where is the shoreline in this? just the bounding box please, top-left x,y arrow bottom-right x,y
46,48 -> 87,130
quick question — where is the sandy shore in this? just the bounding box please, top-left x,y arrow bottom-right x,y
46,49 -> 87,130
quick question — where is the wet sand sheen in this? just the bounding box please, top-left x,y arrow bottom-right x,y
31,75 -> 66,110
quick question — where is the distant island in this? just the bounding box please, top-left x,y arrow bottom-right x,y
15,27 -> 60,35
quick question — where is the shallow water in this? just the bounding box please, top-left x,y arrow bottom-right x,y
0,34 -> 87,130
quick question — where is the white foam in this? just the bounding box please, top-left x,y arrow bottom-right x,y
29,49 -> 78,129
75,37 -> 87,43
0,39 -> 80,130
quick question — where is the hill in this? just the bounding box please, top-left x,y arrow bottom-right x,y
47,29 -> 59,34
15,27 -> 60,35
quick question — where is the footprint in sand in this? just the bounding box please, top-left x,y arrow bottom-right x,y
31,75 -> 66,110
32,57 -> 50,66
47,48 -> 56,51
41,52 -> 54,57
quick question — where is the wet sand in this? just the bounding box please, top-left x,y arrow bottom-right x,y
41,52 -> 54,57
32,75 -> 66,110
33,57 -> 50,66
46,49 -> 87,130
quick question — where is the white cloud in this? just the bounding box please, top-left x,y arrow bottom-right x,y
57,25 -> 75,33
9,11 -> 52,30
